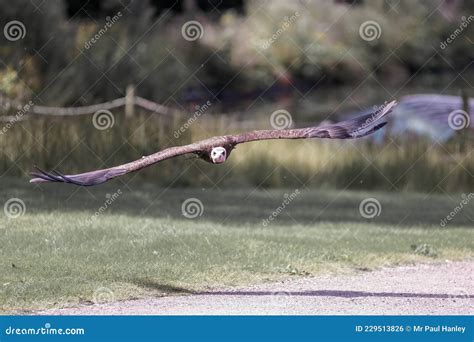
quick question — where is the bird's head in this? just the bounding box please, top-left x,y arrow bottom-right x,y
210,146 -> 227,164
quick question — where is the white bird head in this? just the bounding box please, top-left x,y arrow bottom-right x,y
210,147 -> 227,164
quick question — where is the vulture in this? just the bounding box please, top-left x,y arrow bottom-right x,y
30,100 -> 397,186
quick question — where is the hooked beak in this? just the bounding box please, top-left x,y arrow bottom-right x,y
212,153 -> 226,164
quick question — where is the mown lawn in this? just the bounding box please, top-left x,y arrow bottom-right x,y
1,178 -> 473,312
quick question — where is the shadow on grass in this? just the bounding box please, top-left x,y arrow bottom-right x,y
131,278 -> 194,294
4,177 -> 474,227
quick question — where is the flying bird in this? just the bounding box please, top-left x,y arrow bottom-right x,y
30,100 -> 397,186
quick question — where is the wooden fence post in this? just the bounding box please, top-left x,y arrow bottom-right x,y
125,84 -> 135,118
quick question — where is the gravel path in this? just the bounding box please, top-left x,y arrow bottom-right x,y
39,261 -> 473,315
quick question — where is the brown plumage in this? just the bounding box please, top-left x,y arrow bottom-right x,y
30,100 -> 397,186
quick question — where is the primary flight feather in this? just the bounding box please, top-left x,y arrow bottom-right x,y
30,100 -> 397,186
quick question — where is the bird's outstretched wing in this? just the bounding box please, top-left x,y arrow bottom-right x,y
30,144 -> 202,186
30,100 -> 397,186
232,100 -> 396,143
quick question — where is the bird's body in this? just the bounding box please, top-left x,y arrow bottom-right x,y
30,101 -> 397,186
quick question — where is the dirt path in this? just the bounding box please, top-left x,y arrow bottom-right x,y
39,261 -> 473,315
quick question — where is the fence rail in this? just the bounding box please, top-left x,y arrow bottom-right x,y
0,86 -> 174,121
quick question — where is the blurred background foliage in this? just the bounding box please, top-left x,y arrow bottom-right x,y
1,0 -> 473,104
0,0 -> 472,192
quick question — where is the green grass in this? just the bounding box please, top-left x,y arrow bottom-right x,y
0,178 -> 473,312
